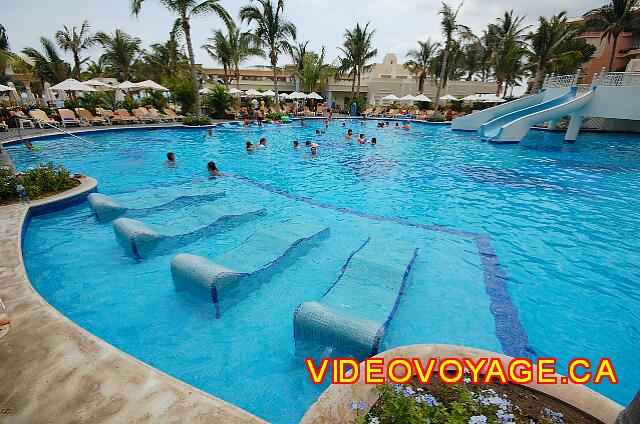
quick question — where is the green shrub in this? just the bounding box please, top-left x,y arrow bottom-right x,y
267,111 -> 286,121
182,116 -> 211,126
0,163 -> 76,202
202,84 -> 232,118
426,114 -> 446,122
166,77 -> 195,114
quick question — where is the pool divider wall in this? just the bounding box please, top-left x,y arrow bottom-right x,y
171,221 -> 330,318
112,206 -> 267,258
88,192 -> 227,223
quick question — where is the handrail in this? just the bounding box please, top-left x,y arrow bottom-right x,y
36,121 -> 93,143
542,70 -> 581,89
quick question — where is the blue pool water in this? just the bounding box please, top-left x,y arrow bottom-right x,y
8,120 -> 639,422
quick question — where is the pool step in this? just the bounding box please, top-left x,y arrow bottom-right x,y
171,218 -> 330,318
113,203 -> 266,258
88,192 -> 225,223
294,239 -> 419,359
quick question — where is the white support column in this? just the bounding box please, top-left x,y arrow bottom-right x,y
565,114 -> 584,142
547,119 -> 558,130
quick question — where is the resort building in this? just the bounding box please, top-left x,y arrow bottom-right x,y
200,53 -> 496,108
568,9 -> 640,81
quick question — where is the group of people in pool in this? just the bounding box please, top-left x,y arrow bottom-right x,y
344,128 -> 377,145
245,137 -> 267,151
163,152 -> 222,177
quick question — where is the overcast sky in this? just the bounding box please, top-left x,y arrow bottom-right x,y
3,0 -> 604,69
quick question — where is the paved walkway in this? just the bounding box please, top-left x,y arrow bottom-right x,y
0,178 -> 266,424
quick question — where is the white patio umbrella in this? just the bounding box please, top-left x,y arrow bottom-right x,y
43,82 -> 56,103
227,87 -> 243,95
83,79 -> 114,90
136,79 -> 169,91
118,81 -> 141,90
288,91 -> 307,99
0,83 -> 20,103
440,94 -> 459,102
307,92 -> 323,100
278,92 -> 290,99
199,87 -> 212,94
245,89 -> 262,96
261,89 -> 276,97
400,94 -> 415,102
481,94 -> 506,103
413,94 -> 432,102
50,78 -> 97,92
461,94 -> 481,102
382,94 -> 400,101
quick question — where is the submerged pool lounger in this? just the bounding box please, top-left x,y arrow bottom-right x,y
171,219 -> 330,318
293,238 -> 419,360
88,192 -> 226,223
113,203 -> 266,258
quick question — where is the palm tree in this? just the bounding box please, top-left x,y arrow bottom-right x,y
0,24 -> 27,77
583,0 -> 639,72
462,40 -> 484,80
22,37 -> 72,83
202,28 -> 232,88
287,41 -> 309,92
141,32 -> 188,81
204,22 -> 264,90
404,40 -> 438,93
55,20 -> 96,79
434,2 -> 470,112
488,10 -> 529,95
95,29 -> 141,81
240,0 -> 297,109
338,22 -> 377,98
291,47 -> 334,93
83,58 -> 106,79
131,0 -> 232,117
527,12 -> 584,93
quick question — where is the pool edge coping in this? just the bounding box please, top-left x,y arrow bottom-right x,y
300,344 -> 624,424
0,177 -> 267,424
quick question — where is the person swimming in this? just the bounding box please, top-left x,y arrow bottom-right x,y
385,122 -> 389,127
315,129 -> 321,135
342,122 -> 346,127
258,137 -> 267,148
293,140 -> 302,149
324,120 -> 329,130
394,122 -> 400,128
345,129 -> 354,140
243,118 -> 251,127
310,146 -> 318,156
246,141 -> 255,151
357,133 -> 368,144
207,161 -> 221,176
164,152 -> 176,165
24,141 -> 35,150
300,119 -> 306,126
403,122 -> 410,130
305,140 -> 319,147
371,137 -> 377,145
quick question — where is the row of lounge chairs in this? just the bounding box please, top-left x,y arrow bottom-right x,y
225,104 -> 327,119
17,107 -> 185,129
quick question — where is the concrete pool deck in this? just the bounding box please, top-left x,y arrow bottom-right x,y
0,178 -> 266,423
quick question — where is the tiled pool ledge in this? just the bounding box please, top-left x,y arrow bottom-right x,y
0,177 -> 266,424
301,344 -> 624,424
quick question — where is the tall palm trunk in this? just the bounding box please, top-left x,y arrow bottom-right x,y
530,63 -> 545,94
608,35 -> 619,72
434,39 -> 451,113
182,17 -> 202,117
418,73 -> 425,93
223,64 -> 229,90
496,80 -> 502,96
235,65 -> 241,109
73,52 -> 81,79
350,75 -> 355,99
271,48 -> 279,110
356,71 -> 362,96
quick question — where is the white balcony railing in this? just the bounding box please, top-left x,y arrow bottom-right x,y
594,72 -> 640,87
543,73 -> 579,88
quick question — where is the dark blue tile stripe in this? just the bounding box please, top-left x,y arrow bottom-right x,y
321,237 -> 371,298
232,173 -> 534,358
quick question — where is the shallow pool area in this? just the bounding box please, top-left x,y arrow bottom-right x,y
7,120 -> 639,423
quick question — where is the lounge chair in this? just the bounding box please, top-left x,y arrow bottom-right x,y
302,106 -> 315,117
115,109 -> 140,123
9,110 -> 36,128
76,108 -> 107,126
316,105 -> 325,116
28,109 -> 59,128
133,107 -> 157,123
0,121 -> 8,132
163,108 -> 185,120
96,108 -> 124,125
57,109 -> 82,127
224,108 -> 240,119
147,108 -> 174,122
363,108 -> 373,116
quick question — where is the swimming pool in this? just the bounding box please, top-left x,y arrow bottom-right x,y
7,120 -> 639,423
